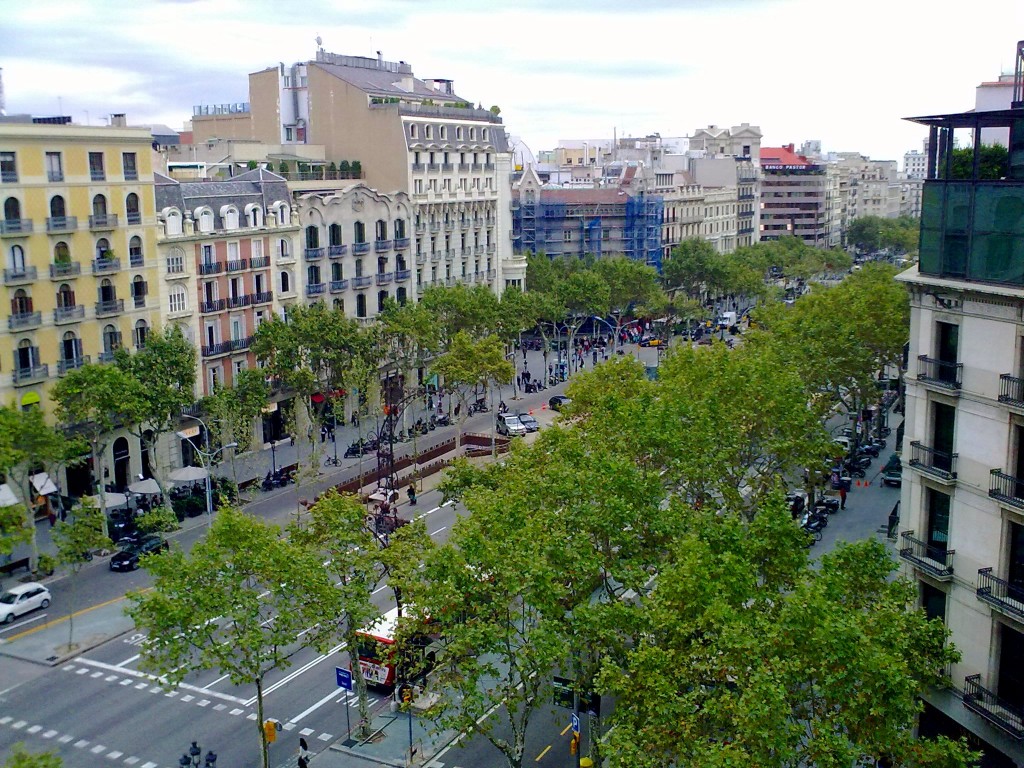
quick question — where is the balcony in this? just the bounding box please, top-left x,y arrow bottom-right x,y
304,247 -> 325,261
54,305 -> 84,324
48,261 -> 81,279
963,674 -> 1024,739
226,258 -> 249,272
90,169 -> 105,182
229,336 -> 253,352
427,163 -> 440,172
201,340 -> 232,357
252,291 -> 273,305
441,163 -> 453,172
3,266 -> 37,284
46,216 -> 78,233
306,283 -> 326,297
917,355 -> 962,392
126,211 -> 142,225
95,299 -> 124,316
124,169 -> 138,181
429,223 -> 440,232
899,530 -> 954,580
471,163 -> 482,171
393,237 -> 410,250
374,240 -> 392,253
415,253 -> 426,265
989,469 -> 1024,510
250,255 -> 270,269
88,214 -> 118,230
1,170 -> 18,183
353,275 -> 372,289
487,244 -> 496,254
199,261 -> 224,276
8,311 -> 42,330
57,356 -> 90,375
129,252 -> 144,268
181,401 -> 203,418
227,294 -> 251,309
395,269 -> 411,282
12,364 -> 48,386
0,219 -> 33,236
376,272 -> 394,286
98,351 -> 118,363
444,222 -> 455,231
486,269 -> 496,279
352,242 -> 370,255
328,245 -> 348,259
999,373 -> 1024,408
412,163 -> 425,172
908,440 -> 958,482
329,279 -> 349,293
415,222 -> 426,234
458,163 -> 470,172
200,298 -> 227,313
738,226 -> 755,236
977,567 -> 1024,624
92,258 -> 121,274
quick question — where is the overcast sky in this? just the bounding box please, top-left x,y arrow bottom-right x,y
4,0 -> 1023,164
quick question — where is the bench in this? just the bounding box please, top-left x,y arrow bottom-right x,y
0,556 -> 31,577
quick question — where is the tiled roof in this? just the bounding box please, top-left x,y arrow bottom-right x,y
313,62 -> 470,102
760,146 -> 811,166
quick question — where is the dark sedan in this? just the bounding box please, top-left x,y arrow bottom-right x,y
517,413 -> 540,432
549,395 -> 572,412
110,536 -> 169,572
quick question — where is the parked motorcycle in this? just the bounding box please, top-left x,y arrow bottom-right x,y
435,413 -> 452,427
813,496 -> 841,515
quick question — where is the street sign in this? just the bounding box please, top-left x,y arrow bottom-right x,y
176,425 -> 200,439
336,667 -> 352,691
571,713 -> 580,736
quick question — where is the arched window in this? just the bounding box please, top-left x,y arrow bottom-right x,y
3,197 -> 20,221
377,290 -> 388,313
129,235 -> 143,266
329,223 -> 342,247
273,201 -> 290,226
440,126 -> 447,140
355,258 -> 363,278
375,220 -> 388,241
425,125 -> 433,140
356,293 -> 366,318
456,126 -> 463,140
8,244 -> 25,271
125,193 -> 140,224
307,265 -> 321,285
280,270 -> 291,294
95,238 -> 111,259
99,278 -> 115,302
197,208 -> 214,233
278,238 -> 290,259
132,275 -> 146,307
50,195 -> 66,219
221,206 -> 239,229
53,242 -> 70,264
333,298 -> 343,311
168,285 -> 188,314
409,124 -> 418,139
16,339 -> 36,371
165,208 -> 183,236
305,225 -> 320,249
92,194 -> 108,217
103,324 -> 121,353
245,204 -> 264,228
61,331 -> 80,363
354,221 -> 366,243
11,288 -> 31,314
166,246 -> 185,274
134,319 -> 150,348
469,127 -> 476,140
331,262 -> 343,281
57,283 -> 75,308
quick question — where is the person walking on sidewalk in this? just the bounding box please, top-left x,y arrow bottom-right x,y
839,485 -> 847,510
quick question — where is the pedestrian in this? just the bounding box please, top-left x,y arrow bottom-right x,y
592,349 -> 598,364
298,737 -> 310,767
838,484 -> 847,510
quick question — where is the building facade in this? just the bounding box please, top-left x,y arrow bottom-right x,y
759,145 -> 834,247
896,100 -> 1024,765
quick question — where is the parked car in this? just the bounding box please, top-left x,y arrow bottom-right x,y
517,412 -> 540,432
882,453 -> 903,487
0,582 -> 51,624
496,413 -> 528,437
108,509 -> 140,544
549,395 -> 572,412
110,536 -> 169,572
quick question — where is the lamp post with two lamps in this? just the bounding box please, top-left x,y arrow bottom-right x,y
180,740 -> 216,768
176,414 -> 236,528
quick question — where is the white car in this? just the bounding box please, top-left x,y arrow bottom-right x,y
496,413 -> 528,437
0,582 -> 51,623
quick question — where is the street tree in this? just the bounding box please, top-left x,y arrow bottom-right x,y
525,252 -> 560,295
662,238 -> 726,301
430,332 -> 514,442
51,500 -> 112,650
288,490 -> 380,738
3,744 -> 63,768
114,325 -> 197,509
557,270 -> 610,358
600,501 -> 971,768
51,363 -> 146,522
419,283 -> 500,347
593,257 -> 665,343
202,368 -> 270,483
126,507 -> 340,768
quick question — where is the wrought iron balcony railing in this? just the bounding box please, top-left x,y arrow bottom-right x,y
917,355 -> 962,391
977,568 -> 1024,623
908,440 -> 957,481
963,674 -> 1024,739
898,530 -> 954,579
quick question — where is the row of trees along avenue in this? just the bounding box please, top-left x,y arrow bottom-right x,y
125,258 -> 973,767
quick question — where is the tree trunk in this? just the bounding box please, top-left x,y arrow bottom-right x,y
256,674 -> 269,768
66,565 -> 77,650
345,624 -> 374,739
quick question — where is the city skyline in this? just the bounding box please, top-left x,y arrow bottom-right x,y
3,0 -> 1023,163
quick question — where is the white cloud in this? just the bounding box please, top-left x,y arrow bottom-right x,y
3,0 -> 1022,162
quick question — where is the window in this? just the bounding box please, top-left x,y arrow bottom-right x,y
280,270 -> 291,294
920,582 -> 946,623
482,129 -> 489,141
355,258 -> 363,278
252,239 -> 264,261
4,197 -> 21,222
129,235 -> 143,265
998,623 -> 1024,710
470,128 -> 476,140
92,194 -> 107,217
307,265 -> 321,286
377,290 -> 388,312
456,127 -> 463,140
103,324 -> 121,354
50,195 -> 66,220
57,283 -> 75,308
122,152 -> 138,180
168,285 -> 188,313
131,275 -> 147,307
197,208 -> 214,233
98,278 -> 115,303
167,247 -> 185,274
222,206 -> 239,230
329,223 -> 342,247
305,225 -> 320,249
376,220 -> 387,241
410,124 -> 418,139
89,152 -> 105,180
8,244 -> 25,271
563,231 -> 572,242
134,320 -> 149,349
425,125 -> 433,140
278,238 -> 290,260
931,402 -> 956,472
62,331 -> 81,363
0,151 -> 16,182
354,221 -> 366,243
165,208 -> 183,236
11,288 -> 31,314
935,321 -> 959,384
356,293 -> 366,318
440,126 -> 447,140
331,262 -> 343,281
125,193 -> 140,224
54,241 -> 70,264
46,152 -> 63,182
95,238 -> 111,259
925,488 -> 950,561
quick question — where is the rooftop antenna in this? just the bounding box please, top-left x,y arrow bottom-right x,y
315,34 -> 322,52
1013,40 -> 1024,109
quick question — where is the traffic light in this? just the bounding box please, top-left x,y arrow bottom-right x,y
263,719 -> 277,744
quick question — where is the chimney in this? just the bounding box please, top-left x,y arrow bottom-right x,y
111,113 -> 127,128
786,143 -> 795,153
377,50 -> 383,67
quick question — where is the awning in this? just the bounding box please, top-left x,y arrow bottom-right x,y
20,391 -> 40,407
311,393 -> 326,404
31,473 -> 58,495
0,484 -> 20,507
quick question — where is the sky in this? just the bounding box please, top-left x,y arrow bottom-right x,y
3,0 -> 1024,165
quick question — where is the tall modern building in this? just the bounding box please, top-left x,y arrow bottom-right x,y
190,49 -> 525,296
896,41 -> 1024,766
759,144 -> 836,247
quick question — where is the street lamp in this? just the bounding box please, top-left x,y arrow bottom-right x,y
177,414 -> 236,528
179,740 -> 216,768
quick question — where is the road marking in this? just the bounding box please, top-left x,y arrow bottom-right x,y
124,758 -> 139,765
58,735 -> 73,743
76,668 -> 89,675
247,640 -> 346,704
116,654 -> 140,667
299,727 -> 315,736
203,673 -> 230,689
283,722 -> 296,731
290,688 -> 344,723
3,593 -> 131,641
230,708 -> 244,716
0,613 -> 47,634
105,674 -> 118,682
73,739 -> 89,748
559,724 -> 571,736
42,729 -> 58,739
535,745 -> 551,761
107,750 -> 123,759
11,720 -> 26,729
0,717 -> 10,724
247,713 -> 257,720
90,671 -> 104,678
90,744 -> 107,754
134,682 -> 148,690
165,691 -> 178,698
214,703 -> 227,711
318,732 -> 332,741
429,526 -> 448,536
197,699 -> 210,707
26,724 -> 41,733
141,762 -> 158,768
78,657 -> 249,705
371,584 -> 389,595
120,679 -> 133,686
181,694 -> 194,702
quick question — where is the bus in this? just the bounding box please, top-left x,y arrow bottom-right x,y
353,606 -> 443,691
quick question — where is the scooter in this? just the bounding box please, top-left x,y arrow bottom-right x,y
344,441 -> 363,459
435,413 -> 452,427
813,496 -> 841,515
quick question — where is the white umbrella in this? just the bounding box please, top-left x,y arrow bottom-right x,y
31,473 -> 58,496
128,477 -> 163,495
84,492 -> 129,509
0,484 -> 20,507
169,466 -> 209,483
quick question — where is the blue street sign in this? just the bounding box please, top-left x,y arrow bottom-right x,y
336,667 -> 352,691
571,712 -> 580,736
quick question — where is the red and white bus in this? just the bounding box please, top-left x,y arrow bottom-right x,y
353,607 -> 443,691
